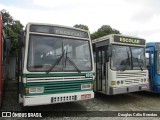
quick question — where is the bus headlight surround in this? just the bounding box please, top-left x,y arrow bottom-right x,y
29,87 -> 44,93
81,84 -> 92,90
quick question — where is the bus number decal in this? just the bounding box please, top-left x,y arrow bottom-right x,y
85,73 -> 93,78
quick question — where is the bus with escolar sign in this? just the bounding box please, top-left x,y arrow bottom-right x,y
92,34 -> 149,95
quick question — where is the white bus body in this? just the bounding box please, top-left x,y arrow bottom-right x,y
92,34 -> 149,95
18,23 -> 95,106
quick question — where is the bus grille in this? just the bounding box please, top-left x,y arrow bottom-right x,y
116,71 -> 147,84
26,79 -> 93,95
116,71 -> 146,78
125,79 -> 141,84
51,95 -> 77,103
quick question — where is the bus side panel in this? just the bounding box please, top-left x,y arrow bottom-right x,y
153,75 -> 160,92
146,45 -> 160,93
149,50 -> 155,91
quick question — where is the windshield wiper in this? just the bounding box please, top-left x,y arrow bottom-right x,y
66,57 -> 81,73
64,48 -> 81,73
46,50 -> 65,74
135,58 -> 143,71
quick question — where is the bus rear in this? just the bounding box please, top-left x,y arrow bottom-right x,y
18,23 -> 95,106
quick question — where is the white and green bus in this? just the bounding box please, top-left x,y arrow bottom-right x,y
18,23 -> 95,106
92,34 -> 149,95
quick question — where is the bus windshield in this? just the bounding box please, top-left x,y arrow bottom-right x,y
28,34 -> 92,72
157,51 -> 160,74
111,45 -> 145,70
131,47 -> 145,70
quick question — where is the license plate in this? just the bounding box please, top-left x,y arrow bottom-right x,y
142,86 -> 148,90
81,94 -> 91,99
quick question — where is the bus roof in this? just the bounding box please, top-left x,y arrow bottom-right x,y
93,34 -> 145,41
26,22 -> 89,33
146,42 -> 160,50
25,22 -> 90,39
146,42 -> 160,47
92,34 -> 146,46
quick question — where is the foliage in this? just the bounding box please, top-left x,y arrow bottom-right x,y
1,9 -> 23,55
74,24 -> 121,40
73,24 -> 89,30
91,25 -> 121,40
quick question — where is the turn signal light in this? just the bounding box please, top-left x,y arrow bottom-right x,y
25,88 -> 29,94
111,81 -> 116,85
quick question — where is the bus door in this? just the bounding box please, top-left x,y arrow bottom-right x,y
96,46 -> 108,93
146,49 -> 154,90
18,32 -> 24,99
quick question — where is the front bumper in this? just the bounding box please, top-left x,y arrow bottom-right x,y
23,91 -> 94,106
109,83 -> 149,95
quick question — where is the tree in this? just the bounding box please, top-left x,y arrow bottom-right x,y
1,9 -> 23,55
91,25 -> 121,40
73,24 -> 89,30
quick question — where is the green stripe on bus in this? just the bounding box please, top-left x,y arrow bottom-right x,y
22,73 -> 95,78
26,79 -> 93,85
25,89 -> 92,96
24,79 -> 93,96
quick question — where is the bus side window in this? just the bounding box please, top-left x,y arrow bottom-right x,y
151,53 -> 154,64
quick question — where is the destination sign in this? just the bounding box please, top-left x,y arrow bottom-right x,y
114,35 -> 145,45
156,43 -> 160,50
30,25 -> 89,38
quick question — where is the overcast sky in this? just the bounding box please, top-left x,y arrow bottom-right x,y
0,0 -> 160,42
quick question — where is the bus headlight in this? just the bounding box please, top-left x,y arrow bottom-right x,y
81,84 -> 92,90
141,79 -> 143,82
111,81 -> 116,85
117,81 -> 120,85
29,87 -> 44,93
25,88 -> 29,94
121,81 -> 124,84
